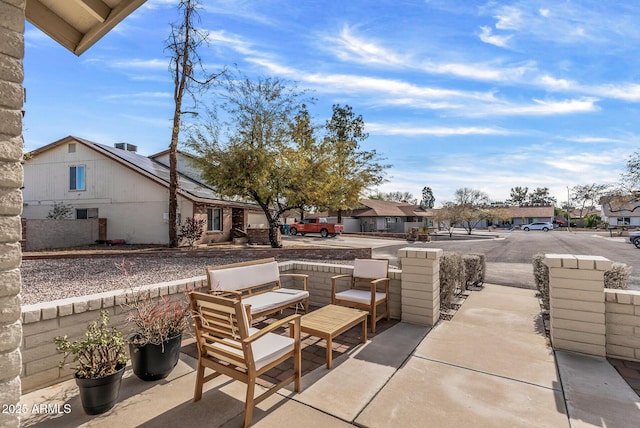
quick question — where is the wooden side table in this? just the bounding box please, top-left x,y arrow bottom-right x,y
292,304 -> 368,369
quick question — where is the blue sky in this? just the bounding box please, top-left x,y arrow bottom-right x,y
23,0 -> 640,206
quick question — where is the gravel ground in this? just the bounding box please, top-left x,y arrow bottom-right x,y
20,255 -> 354,305
20,255 -> 255,305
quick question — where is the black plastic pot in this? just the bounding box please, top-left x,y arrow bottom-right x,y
75,364 -> 125,415
129,333 -> 182,381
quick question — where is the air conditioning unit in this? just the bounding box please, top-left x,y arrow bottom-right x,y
114,143 -> 137,152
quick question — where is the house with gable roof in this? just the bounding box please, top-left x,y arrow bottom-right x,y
22,136 -> 265,245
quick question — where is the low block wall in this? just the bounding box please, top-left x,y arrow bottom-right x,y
605,289 -> 640,361
22,218 -> 101,251
546,254 -> 640,362
20,278 -> 207,393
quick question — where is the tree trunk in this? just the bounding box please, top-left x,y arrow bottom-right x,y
268,220 -> 282,248
168,115 -> 180,248
337,209 -> 343,223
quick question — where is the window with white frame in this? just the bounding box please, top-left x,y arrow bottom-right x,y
69,165 -> 85,190
207,207 -> 222,231
76,208 -> 98,219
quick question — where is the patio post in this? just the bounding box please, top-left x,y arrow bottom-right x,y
398,248 -> 442,326
544,254 -> 610,357
0,0 -> 25,427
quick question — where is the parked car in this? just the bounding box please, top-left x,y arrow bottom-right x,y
630,231 -> 640,248
522,222 -> 554,232
288,217 -> 344,238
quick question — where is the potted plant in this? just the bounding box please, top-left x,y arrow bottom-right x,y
54,310 -> 127,415
125,292 -> 191,381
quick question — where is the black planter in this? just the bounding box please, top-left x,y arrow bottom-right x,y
129,333 -> 182,381
75,364 -> 125,415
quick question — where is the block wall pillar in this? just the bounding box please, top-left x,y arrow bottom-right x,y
399,248 -> 442,326
0,1 -> 25,427
545,254 -> 611,357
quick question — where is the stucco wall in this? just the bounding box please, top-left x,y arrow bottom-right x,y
0,1 -> 25,426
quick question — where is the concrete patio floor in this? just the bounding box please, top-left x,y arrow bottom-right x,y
20,284 -> 640,427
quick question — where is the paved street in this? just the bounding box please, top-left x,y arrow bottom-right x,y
282,230 -> 640,290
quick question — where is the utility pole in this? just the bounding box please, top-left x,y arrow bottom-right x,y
567,186 -> 571,232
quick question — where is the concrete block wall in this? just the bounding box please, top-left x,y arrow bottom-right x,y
20,277 -> 206,393
279,261 -> 402,319
545,254 -> 612,357
605,289 -> 640,361
23,218 -> 101,251
0,0 -> 25,426
398,248 -> 442,326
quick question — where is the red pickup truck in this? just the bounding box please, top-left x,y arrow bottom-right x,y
288,218 -> 343,238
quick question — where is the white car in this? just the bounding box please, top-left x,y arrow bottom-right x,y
522,222 -> 554,232
630,231 -> 640,248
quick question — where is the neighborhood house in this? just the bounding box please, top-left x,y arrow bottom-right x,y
22,136 -> 265,245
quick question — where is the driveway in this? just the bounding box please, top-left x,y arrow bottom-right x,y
282,230 -> 640,290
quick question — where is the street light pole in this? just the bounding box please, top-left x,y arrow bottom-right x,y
567,186 -> 571,232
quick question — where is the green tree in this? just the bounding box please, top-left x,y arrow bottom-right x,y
165,0 -> 224,247
185,76 -> 317,248
324,105 -> 388,222
571,183 -> 610,217
507,186 -> 528,205
434,202 -> 465,237
420,186 -> 435,209
453,187 -> 490,235
528,187 -> 556,205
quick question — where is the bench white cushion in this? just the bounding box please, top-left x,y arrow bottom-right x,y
335,289 -> 386,305
243,289 -> 309,315
208,261 -> 281,291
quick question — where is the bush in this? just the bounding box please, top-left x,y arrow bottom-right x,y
178,217 -> 206,246
440,252 -> 465,309
47,201 -> 73,219
604,263 -> 631,289
532,253 -> 549,310
463,253 -> 486,287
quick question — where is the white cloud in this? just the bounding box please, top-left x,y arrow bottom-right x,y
465,97 -> 599,117
479,26 -> 512,48
109,58 -> 168,70
366,124 -> 513,137
495,7 -> 523,30
322,25 -> 407,67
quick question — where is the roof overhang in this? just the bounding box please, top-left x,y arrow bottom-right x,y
26,0 -> 147,56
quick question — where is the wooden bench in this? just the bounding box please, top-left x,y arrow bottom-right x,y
206,258 -> 309,323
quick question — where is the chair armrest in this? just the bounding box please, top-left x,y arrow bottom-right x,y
280,273 -> 309,291
368,278 -> 390,301
331,274 -> 353,298
243,314 -> 301,343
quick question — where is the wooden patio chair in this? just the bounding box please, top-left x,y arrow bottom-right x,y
189,291 -> 301,428
331,258 -> 390,333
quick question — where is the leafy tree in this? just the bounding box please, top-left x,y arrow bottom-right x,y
165,0 -> 224,247
528,187 -> 556,205
323,104 -> 388,222
47,201 -> 73,219
571,183 -> 610,217
584,213 -> 602,228
420,186 -> 435,209
369,191 -> 417,204
453,187 -> 490,235
507,186 -> 528,205
186,76 -> 318,248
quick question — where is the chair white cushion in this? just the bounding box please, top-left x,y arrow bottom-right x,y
243,289 -> 309,315
353,259 -> 388,279
214,327 -> 295,370
335,289 -> 386,305
208,261 -> 281,291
